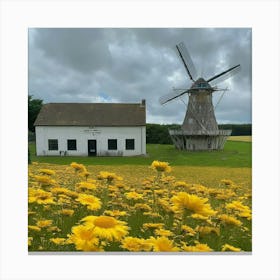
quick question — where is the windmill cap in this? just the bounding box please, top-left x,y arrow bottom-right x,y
190,78 -> 212,90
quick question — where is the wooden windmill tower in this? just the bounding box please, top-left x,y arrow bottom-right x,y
160,42 -> 240,151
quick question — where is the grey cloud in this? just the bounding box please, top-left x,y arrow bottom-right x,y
29,28 -> 252,124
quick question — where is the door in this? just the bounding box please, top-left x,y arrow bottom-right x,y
88,140 -> 97,156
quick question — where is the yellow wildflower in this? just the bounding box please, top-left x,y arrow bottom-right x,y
218,214 -> 242,226
103,210 -> 127,217
134,203 -> 152,212
59,209 -> 75,216
151,160 -> 172,173
143,223 -> 164,230
68,224 -> 102,251
34,175 -> 56,185
76,181 -> 96,192
148,236 -> 179,252
182,242 -> 213,252
50,238 -> 66,245
28,237 -> 33,246
221,244 -> 241,252
47,226 -> 61,232
81,215 -> 129,242
70,162 -> 87,173
154,228 -> 174,237
76,194 -> 102,211
125,191 -> 143,200
196,226 -> 220,237
181,225 -> 196,236
171,192 -> 217,217
39,169 -> 56,176
173,181 -> 188,188
36,219 -> 53,228
97,171 -> 123,182
51,187 -> 78,198
226,200 -> 251,220
121,237 -> 152,252
28,189 -> 55,205
28,225 -> 41,232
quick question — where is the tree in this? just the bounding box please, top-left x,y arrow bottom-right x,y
28,95 -> 43,132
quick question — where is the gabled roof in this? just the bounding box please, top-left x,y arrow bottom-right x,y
34,102 -> 146,127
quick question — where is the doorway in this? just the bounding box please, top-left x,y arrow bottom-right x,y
88,140 -> 97,156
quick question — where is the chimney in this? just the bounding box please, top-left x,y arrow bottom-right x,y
141,99 -> 146,107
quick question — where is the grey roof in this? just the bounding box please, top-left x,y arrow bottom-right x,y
34,102 -> 146,127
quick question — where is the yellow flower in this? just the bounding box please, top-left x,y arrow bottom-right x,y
81,215 -> 129,242
97,171 -> 123,182
28,188 -> 55,204
76,181 -> 96,192
51,187 -> 78,198
182,242 -> 213,252
34,175 -> 56,185
50,238 -> 66,245
47,226 -> 61,232
36,219 -> 53,228
171,192 -> 217,217
154,229 -> 174,237
143,212 -> 162,218
134,203 -> 152,212
191,213 -> 209,220
142,223 -> 164,230
125,191 -> 143,200
196,226 -> 220,237
158,198 -> 173,212
121,237 -> 152,252
59,209 -> 75,216
151,160 -> 172,173
39,169 -> 56,176
181,225 -> 196,236
28,237 -> 33,246
70,162 -> 87,173
173,181 -> 188,188
221,244 -> 241,252
68,224 -> 102,251
148,236 -> 179,252
218,214 -> 242,226
103,210 -> 127,217
28,225 -> 41,232
76,194 -> 102,211
226,200 -> 251,220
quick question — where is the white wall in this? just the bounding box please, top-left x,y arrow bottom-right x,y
35,126 -> 146,156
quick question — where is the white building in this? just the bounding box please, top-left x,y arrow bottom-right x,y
34,101 -> 146,156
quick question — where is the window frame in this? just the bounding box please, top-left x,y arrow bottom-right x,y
67,139 -> 77,151
108,139 -> 118,150
48,139 -> 58,151
125,139 -> 135,150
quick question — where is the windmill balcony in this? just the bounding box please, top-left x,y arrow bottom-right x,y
168,128 -> 232,151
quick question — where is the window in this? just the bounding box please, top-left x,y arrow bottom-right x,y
126,139 -> 135,150
67,139 -> 77,150
108,139 -> 117,150
48,139 -> 58,150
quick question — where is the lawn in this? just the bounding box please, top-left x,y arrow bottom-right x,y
29,139 -> 251,168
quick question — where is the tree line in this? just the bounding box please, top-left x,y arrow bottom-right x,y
146,123 -> 252,144
28,95 -> 252,145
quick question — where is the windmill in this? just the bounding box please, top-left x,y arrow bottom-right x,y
160,42 -> 240,151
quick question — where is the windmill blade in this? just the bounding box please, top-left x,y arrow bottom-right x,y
207,64 -> 241,86
159,89 -> 189,105
175,42 -> 198,82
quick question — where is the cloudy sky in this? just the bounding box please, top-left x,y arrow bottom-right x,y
28,28 -> 251,124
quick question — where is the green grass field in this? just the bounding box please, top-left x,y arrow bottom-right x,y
29,139 -> 251,168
